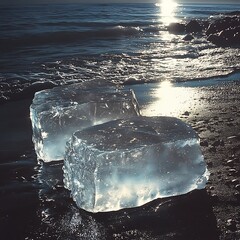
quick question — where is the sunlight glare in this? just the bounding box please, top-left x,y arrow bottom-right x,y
141,81 -> 201,117
157,0 -> 178,25
161,0 -> 178,16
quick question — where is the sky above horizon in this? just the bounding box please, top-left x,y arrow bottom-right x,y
1,0 -> 240,4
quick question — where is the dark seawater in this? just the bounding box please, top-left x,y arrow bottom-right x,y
0,3 -> 239,84
0,3 -> 239,240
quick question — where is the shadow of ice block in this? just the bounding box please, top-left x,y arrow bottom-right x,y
30,83 -> 140,162
63,116 -> 209,213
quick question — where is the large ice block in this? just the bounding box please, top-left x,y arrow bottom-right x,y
30,83 -> 140,162
63,116 -> 209,212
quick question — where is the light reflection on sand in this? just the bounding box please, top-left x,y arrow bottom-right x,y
143,82 -> 200,117
126,81 -> 202,118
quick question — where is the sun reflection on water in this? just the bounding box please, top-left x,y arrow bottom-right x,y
156,0 -> 179,25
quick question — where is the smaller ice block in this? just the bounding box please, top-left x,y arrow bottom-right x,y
30,83 -> 140,162
63,116 -> 209,212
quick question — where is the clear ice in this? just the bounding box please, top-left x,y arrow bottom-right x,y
30,83 -> 140,162
63,116 -> 209,212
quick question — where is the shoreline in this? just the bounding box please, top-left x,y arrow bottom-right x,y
1,69 -> 240,106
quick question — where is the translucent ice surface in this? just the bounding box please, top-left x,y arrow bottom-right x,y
30,84 -> 140,162
63,116 -> 209,212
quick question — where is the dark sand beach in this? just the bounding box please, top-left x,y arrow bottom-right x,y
1,81 -> 240,239
185,82 -> 240,240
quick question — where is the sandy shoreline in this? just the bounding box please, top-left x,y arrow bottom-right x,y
0,81 -> 240,239
182,82 -> 240,239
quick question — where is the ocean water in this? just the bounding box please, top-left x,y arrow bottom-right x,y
0,3 -> 240,87
0,3 -> 239,240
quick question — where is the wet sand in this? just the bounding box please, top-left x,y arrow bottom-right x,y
0,81 -> 240,239
184,82 -> 240,239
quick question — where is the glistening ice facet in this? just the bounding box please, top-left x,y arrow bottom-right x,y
30,84 -> 140,162
63,116 -> 209,212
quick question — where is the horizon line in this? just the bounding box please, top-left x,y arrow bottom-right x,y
1,1 -> 240,5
